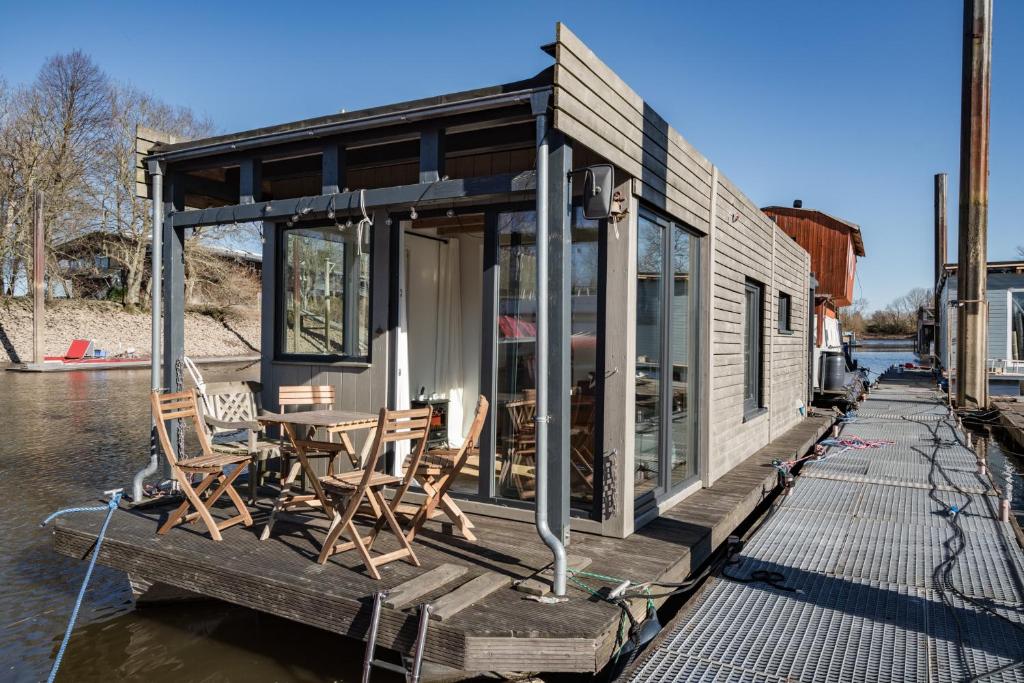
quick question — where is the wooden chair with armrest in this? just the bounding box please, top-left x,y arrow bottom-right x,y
198,380 -> 281,504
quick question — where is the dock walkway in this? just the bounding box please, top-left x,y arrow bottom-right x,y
625,370 -> 1024,682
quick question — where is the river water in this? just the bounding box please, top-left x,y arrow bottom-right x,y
0,363 -> 382,683
3,354 -> 1021,682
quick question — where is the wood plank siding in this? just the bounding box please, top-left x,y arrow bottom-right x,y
939,270 -> 1024,367
551,23 -> 811,489
761,207 -> 860,306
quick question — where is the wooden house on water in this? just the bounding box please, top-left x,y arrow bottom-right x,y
937,260 -> 1024,397
53,24 -> 832,675
762,202 -> 865,399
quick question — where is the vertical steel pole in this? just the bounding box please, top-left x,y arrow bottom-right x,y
531,90 -> 568,596
133,162 -> 163,501
955,0 -> 993,410
32,190 -> 44,365
934,172 -> 948,366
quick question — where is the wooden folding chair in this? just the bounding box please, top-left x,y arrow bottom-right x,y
400,395 -> 488,543
316,406 -> 432,578
151,389 -> 253,541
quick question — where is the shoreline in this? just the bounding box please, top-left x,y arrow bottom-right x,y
4,354 -> 260,373
0,298 -> 260,365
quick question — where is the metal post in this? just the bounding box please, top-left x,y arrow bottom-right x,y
162,173 -> 186,469
531,90 -> 568,597
955,0 -> 993,410
934,172 -> 948,366
32,190 -> 44,365
133,162 -> 163,501
546,130 -> 573,546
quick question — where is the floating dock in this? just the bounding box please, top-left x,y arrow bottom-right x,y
50,417 -> 832,675
624,369 -> 1024,682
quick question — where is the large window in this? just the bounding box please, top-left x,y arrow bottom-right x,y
1011,291 -> 1024,361
634,210 -> 700,504
744,280 -> 764,416
279,225 -> 371,360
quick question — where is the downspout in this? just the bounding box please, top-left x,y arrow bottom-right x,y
531,91 -> 567,596
132,160 -> 163,501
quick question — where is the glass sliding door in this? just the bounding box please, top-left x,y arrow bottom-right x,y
634,214 -> 664,501
634,208 -> 700,506
494,210 -> 539,503
490,207 -> 601,512
569,208 -> 600,509
670,225 -> 696,486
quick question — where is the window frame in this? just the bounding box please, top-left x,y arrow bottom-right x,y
743,279 -> 765,418
633,205 -> 702,513
274,221 -> 374,364
778,290 -> 793,334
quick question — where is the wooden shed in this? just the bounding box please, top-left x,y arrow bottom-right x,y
762,204 -> 865,307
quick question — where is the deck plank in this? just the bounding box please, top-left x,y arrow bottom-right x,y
51,414 -> 833,673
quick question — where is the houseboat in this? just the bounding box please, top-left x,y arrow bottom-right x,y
53,24 -> 832,676
762,202 -> 865,401
937,260 -> 1024,397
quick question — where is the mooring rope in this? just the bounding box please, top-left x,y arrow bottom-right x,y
39,491 -> 122,683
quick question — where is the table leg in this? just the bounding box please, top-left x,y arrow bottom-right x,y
260,422 -> 332,541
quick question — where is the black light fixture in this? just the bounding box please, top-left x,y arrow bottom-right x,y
793,199 -> 803,209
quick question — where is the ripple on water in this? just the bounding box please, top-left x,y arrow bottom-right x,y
0,364 -> 381,682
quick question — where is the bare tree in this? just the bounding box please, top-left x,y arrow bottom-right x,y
866,287 -> 932,336
1,51 -> 255,309
95,84 -> 214,309
839,297 -> 869,335
0,52 -> 110,296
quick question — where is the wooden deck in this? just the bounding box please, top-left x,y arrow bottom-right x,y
51,415 -> 833,674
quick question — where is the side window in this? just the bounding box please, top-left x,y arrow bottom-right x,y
743,280 -> 764,416
778,291 -> 792,333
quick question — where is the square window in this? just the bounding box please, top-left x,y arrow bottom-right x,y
278,225 -> 371,360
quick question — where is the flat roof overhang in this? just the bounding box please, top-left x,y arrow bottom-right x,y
145,71 -> 551,169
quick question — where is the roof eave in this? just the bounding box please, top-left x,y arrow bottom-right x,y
149,70 -> 553,164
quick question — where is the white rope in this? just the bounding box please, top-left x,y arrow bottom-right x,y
356,188 -> 372,256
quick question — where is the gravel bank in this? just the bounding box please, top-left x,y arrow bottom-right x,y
0,298 -> 260,363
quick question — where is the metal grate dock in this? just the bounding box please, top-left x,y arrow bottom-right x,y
626,373 -> 1024,682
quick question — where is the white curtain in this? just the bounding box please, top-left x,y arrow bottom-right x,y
393,229 -> 411,474
436,239 -> 465,446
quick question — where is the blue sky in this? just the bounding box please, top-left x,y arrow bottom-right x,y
2,1 -> 1021,311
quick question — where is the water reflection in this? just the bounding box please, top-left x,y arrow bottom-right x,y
0,364 -> 389,682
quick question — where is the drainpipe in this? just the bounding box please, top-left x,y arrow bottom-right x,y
531,91 -> 568,596
132,160 -> 163,502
